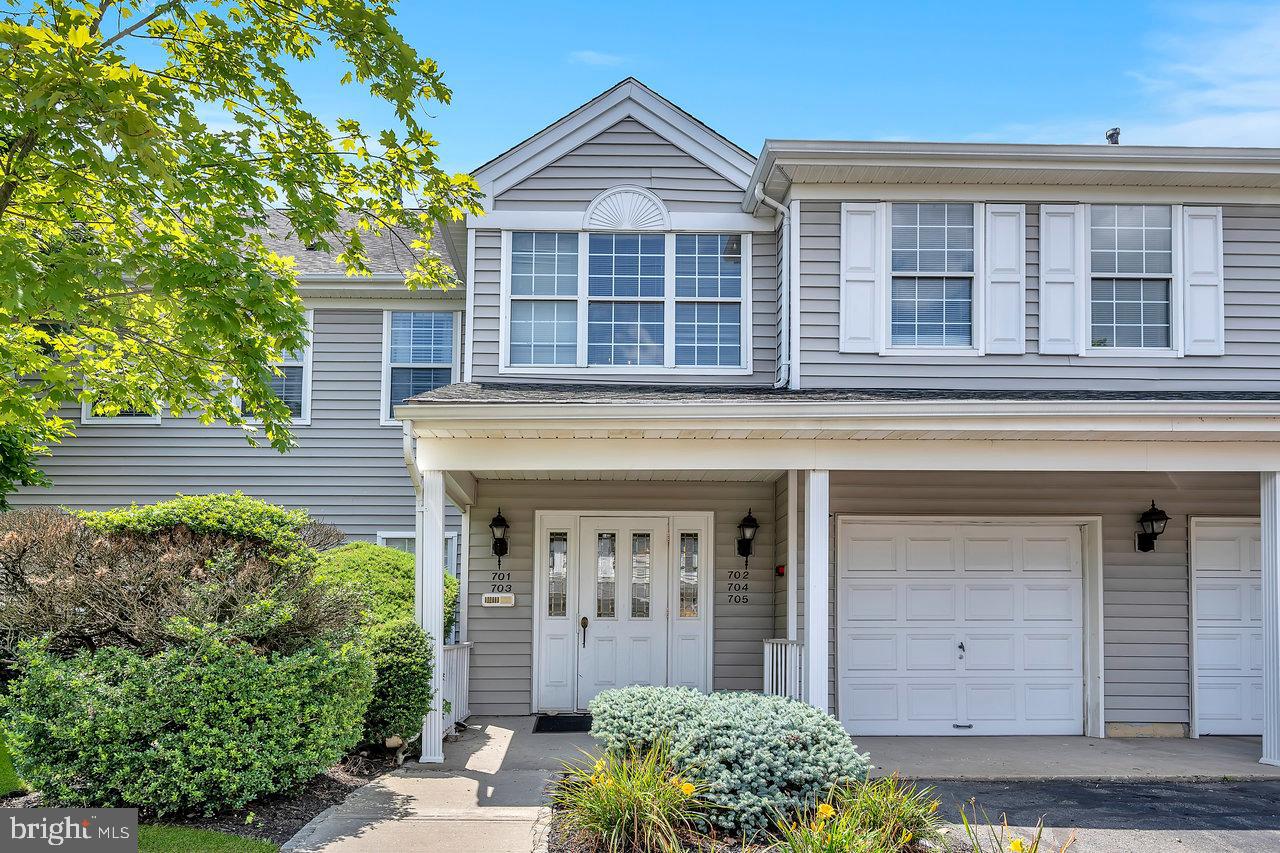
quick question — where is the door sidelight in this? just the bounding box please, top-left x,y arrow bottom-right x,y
580,616 -> 589,647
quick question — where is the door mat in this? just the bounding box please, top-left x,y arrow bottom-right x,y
532,714 -> 593,734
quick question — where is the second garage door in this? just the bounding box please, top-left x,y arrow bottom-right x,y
837,520 -> 1085,736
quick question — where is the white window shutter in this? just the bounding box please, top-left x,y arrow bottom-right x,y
1182,206 -> 1225,356
984,204 -> 1026,354
1038,204 -> 1085,355
839,202 -> 885,353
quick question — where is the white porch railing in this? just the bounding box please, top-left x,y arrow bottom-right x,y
762,639 -> 804,701
441,642 -> 472,732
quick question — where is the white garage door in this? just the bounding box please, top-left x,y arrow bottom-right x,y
837,521 -> 1085,736
1192,519 -> 1262,736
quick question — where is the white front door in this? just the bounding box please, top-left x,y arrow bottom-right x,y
837,521 -> 1085,736
1193,519 -> 1263,736
576,517 -> 671,709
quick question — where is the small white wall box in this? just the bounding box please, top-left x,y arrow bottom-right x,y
482,592 -> 516,607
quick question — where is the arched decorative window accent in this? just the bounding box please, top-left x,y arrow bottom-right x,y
583,185 -> 670,231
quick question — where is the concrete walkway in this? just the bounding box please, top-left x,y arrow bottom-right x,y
282,717 -> 595,853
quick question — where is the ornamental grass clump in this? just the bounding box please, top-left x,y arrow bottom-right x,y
774,776 -> 944,853
958,800 -> 1077,853
550,739 -> 708,853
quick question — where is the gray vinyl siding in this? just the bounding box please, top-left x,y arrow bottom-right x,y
464,479 -> 776,715
816,470 -> 1260,726
468,227 -> 778,385
495,118 -> 744,214
11,304 -> 461,541
798,201 -> 1280,390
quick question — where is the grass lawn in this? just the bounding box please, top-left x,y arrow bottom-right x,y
139,826 -> 278,853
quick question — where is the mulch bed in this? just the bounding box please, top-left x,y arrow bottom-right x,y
545,812 -> 771,853
0,750 -> 400,846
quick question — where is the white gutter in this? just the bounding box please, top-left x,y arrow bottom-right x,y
753,185 -> 790,389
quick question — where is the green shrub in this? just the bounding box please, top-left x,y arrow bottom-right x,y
550,739 -> 707,853
589,688 -> 871,835
589,685 -> 708,754
363,617 -> 434,744
0,734 -> 21,796
315,541 -> 459,638
2,630 -> 373,816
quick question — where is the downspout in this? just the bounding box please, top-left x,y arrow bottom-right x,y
754,184 -> 791,389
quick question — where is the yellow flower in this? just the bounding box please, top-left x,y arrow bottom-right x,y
930,800 -> 940,813
671,776 -> 683,788
816,803 -> 836,820
902,832 -> 913,844
810,820 -> 825,832
1010,839 -> 1025,853
680,782 -> 696,796
603,778 -> 615,788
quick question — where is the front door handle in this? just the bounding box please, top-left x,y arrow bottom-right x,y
958,641 -> 966,653
580,616 -> 589,647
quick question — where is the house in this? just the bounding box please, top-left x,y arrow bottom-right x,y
393,79 -> 1280,765
20,78 -> 1280,768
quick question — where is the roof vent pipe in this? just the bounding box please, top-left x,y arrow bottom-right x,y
1105,127 -> 1121,145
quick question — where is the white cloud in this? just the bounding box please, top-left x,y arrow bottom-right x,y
569,50 -> 624,66
972,6 -> 1280,146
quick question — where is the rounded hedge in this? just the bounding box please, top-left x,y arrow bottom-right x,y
363,617 -> 435,745
590,688 -> 871,834
2,630 -> 373,816
316,541 -> 459,638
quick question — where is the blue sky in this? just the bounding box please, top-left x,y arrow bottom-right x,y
290,1 -> 1280,174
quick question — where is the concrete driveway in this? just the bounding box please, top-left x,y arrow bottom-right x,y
926,779 -> 1280,853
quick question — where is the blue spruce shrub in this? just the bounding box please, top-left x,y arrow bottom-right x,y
588,687 -> 871,835
588,685 -> 708,753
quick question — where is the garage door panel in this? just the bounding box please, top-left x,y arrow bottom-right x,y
846,584 -> 897,621
846,537 -> 897,574
843,633 -> 896,671
905,536 -> 957,572
1024,583 -> 1079,621
964,584 -> 1016,621
1024,632 -> 1082,672
1193,519 -> 1262,736
963,537 -> 1015,572
1025,683 -> 1080,721
905,584 -> 957,621
962,634 -> 1016,671
839,521 -> 1085,737
905,634 -> 959,671
907,684 -> 958,721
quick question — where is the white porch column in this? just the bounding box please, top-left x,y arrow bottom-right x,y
418,469 -> 447,764
787,470 -> 799,641
1262,473 -> 1280,766
803,469 -> 830,712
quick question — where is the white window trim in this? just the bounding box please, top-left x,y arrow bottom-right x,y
376,530 -> 416,549
240,309 -> 314,427
498,230 -> 753,376
1079,203 -> 1184,359
880,201 -> 986,357
380,309 -> 461,427
80,401 -> 162,425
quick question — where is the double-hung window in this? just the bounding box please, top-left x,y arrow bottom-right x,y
505,231 -> 748,371
1088,204 -> 1173,350
383,310 -> 455,422
80,401 -> 162,424
243,310 -> 312,423
889,203 -> 976,349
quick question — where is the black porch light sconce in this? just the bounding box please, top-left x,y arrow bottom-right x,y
489,509 -> 510,566
736,509 -> 759,566
1136,501 -> 1170,553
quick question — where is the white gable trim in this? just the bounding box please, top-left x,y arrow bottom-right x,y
583,185 -> 670,231
474,81 -> 755,204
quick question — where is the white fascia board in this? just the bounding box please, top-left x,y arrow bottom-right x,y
412,436 -> 1280,473
787,184 -> 1278,205
467,209 -> 773,232
477,82 -> 754,198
